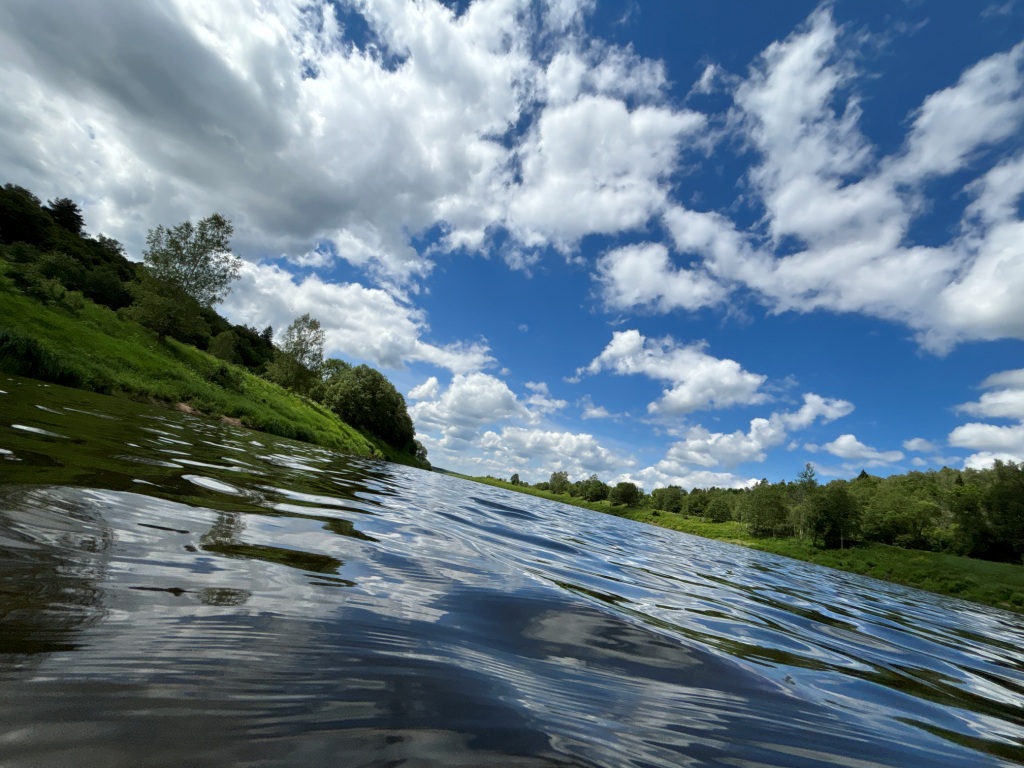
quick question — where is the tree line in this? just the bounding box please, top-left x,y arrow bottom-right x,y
506,460 -> 1024,564
0,183 -> 424,463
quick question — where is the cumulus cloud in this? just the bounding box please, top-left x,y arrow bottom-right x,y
903,438 -> 938,453
579,396 -> 612,420
0,0 -> 709,287
523,382 -> 568,416
581,330 -> 768,415
949,368 -> 1024,467
408,376 -> 441,401
590,7 -> 1024,353
508,95 -> 705,251
806,434 -> 904,466
406,370 -> 630,481
650,392 -> 853,472
222,262 -> 491,373
409,372 -> 528,447
596,241 -> 725,312
478,427 -> 631,480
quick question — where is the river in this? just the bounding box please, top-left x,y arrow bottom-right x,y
1,375 -> 1023,767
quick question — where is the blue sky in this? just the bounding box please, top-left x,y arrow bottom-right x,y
2,0 -> 1024,488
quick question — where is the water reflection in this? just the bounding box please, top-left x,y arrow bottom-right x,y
2,375 -> 1024,767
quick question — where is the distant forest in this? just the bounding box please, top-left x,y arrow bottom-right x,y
507,459 -> 1024,565
0,183 -> 424,463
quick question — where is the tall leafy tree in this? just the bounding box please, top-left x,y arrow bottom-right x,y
143,213 -> 241,307
281,313 -> 325,371
46,197 -> 85,235
744,480 -> 789,537
609,481 -> 641,507
322,364 -> 415,449
548,471 -> 570,495
264,314 -> 326,396
808,481 -> 861,549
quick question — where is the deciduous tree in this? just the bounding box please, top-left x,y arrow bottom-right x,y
143,213 -> 240,307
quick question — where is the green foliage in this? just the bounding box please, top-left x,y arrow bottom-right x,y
208,330 -> 243,365
702,494 -> 731,522
45,197 -> 85,235
0,286 -> 385,458
264,313 -> 325,397
743,480 -> 789,537
0,184 -> 54,247
282,313 -> 325,371
548,470 -> 571,495
321,363 -> 415,450
0,329 -> 82,386
609,481 -> 641,507
574,474 -> 610,502
650,485 -> 685,513
808,481 -> 862,549
124,272 -> 211,346
143,213 -> 241,307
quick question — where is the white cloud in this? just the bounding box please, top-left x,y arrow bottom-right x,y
806,434 -> 904,466
589,8 -> 1024,353
507,95 -> 705,251
0,0 -> 708,288
222,262 -> 492,373
903,438 -> 937,453
579,396 -> 612,420
950,423 -> 1024,456
949,368 -> 1024,467
776,392 -> 856,430
596,241 -> 725,312
523,382 -> 568,416
889,43 -> 1024,181
409,372 -> 527,447
408,376 -> 441,401
631,463 -> 759,491
478,426 -> 631,480
581,330 -> 768,415
650,392 -> 852,471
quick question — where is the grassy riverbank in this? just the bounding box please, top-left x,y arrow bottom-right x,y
468,476 -> 1024,614
0,284 -> 417,465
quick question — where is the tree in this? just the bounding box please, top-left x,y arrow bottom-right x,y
577,474 -> 610,502
264,314 -> 325,396
650,485 -> 685,513
744,480 -> 789,537
125,272 -> 210,345
143,213 -> 240,307
46,197 -> 85,235
281,313 -> 325,371
322,363 -> 415,449
548,471 -> 570,495
609,481 -> 641,507
790,463 -> 820,539
706,494 -> 734,523
510,473 -> 521,486
808,481 -> 861,549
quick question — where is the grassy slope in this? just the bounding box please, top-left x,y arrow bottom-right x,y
467,476 -> 1024,614
0,281 -> 419,465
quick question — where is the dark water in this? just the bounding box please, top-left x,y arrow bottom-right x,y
2,377 -> 1023,767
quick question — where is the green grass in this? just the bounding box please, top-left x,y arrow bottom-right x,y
466,476 -> 1024,614
0,282 -> 421,464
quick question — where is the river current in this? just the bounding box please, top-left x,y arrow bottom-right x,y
1,375 -> 1023,767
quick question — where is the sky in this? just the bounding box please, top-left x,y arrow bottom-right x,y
2,0 -> 1024,490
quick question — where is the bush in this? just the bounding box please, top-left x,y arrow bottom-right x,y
0,329 -> 81,386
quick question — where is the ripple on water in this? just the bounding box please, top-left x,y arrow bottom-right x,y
0,378 -> 1023,767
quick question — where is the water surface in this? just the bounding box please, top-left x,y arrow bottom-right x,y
1,376 -> 1023,767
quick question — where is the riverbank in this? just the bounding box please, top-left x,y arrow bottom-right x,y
466,476 -> 1024,614
0,285 -> 420,466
